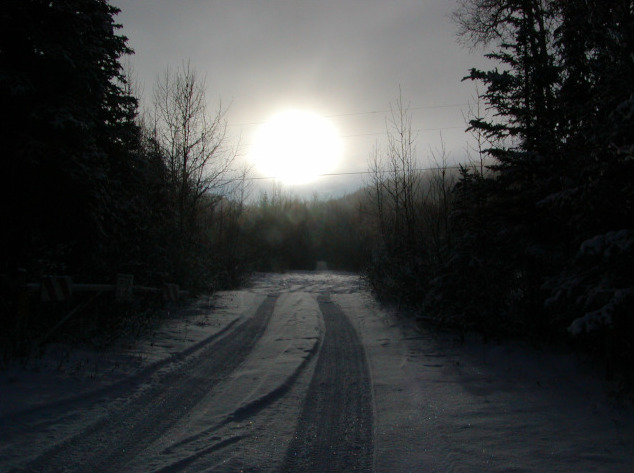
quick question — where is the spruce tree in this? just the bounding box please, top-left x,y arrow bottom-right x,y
1,0 -> 138,276
454,0 -> 563,333
546,0 -> 634,375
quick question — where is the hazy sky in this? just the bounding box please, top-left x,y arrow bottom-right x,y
111,0 -> 485,197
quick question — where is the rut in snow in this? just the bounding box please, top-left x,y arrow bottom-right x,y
18,294 -> 279,473
281,292 -> 374,473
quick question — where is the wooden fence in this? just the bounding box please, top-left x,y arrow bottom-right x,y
25,274 -> 187,303
12,273 -> 189,346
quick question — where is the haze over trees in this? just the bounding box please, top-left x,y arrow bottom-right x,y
241,187 -> 367,273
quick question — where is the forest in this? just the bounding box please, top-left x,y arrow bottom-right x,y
1,0 -> 633,389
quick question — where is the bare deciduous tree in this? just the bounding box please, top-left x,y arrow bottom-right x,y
152,61 -> 237,234
365,91 -> 459,303
366,90 -> 421,249
425,135 -> 456,257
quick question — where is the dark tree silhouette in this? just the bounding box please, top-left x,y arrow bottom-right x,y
1,0 -> 138,276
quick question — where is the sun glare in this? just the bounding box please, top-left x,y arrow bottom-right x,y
250,110 -> 342,185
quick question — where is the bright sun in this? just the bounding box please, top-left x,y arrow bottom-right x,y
250,109 -> 342,185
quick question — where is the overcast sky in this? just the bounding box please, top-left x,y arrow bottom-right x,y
111,0 -> 485,197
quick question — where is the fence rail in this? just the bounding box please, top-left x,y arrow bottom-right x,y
5,271 -> 192,349
24,274 -> 188,303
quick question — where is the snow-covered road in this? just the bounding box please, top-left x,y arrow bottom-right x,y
1,272 -> 633,472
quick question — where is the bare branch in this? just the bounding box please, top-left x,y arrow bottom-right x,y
151,60 -> 236,234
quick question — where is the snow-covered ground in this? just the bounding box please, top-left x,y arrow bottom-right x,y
337,290 -> 634,472
1,272 -> 632,472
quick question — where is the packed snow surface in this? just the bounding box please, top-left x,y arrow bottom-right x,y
1,271 -> 632,472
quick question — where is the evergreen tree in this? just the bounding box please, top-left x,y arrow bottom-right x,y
1,0 -> 138,276
554,0 -> 634,238
455,0 -> 564,333
545,0 -> 634,376
451,0 -> 634,377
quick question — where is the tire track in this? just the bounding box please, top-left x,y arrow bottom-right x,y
16,294 -> 279,473
0,317 -> 241,435
281,293 -> 373,473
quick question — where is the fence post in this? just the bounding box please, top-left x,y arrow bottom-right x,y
41,275 -> 73,302
16,268 -> 30,353
163,283 -> 179,302
116,274 -> 134,302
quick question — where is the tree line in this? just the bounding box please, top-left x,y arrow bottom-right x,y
363,0 -> 634,389
0,0 -> 251,357
241,186 -> 368,273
